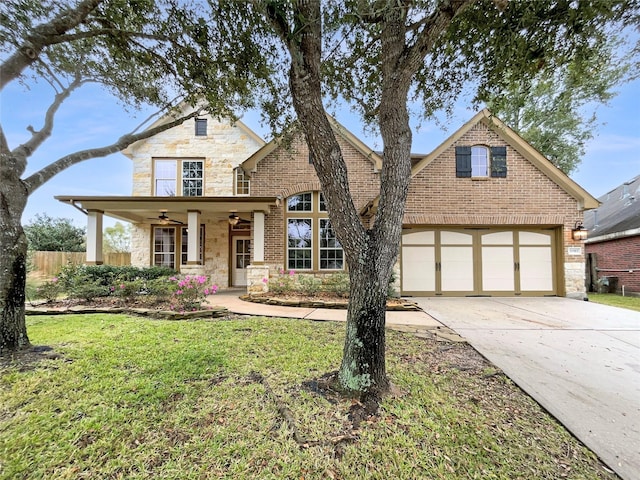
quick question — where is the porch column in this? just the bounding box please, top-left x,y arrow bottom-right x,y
187,210 -> 201,265
86,210 -> 103,265
253,211 -> 265,263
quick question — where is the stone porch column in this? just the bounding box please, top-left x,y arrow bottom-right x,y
86,210 -> 103,265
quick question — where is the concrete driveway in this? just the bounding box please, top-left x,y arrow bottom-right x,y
411,297 -> 640,480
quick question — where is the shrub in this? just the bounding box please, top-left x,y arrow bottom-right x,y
145,278 -> 175,304
267,269 -> 297,294
68,280 -> 111,301
297,274 -> 322,295
112,279 -> 144,302
35,278 -> 63,303
170,275 -> 217,311
322,272 -> 350,297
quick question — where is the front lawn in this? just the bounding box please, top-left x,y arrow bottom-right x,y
0,314 -> 616,479
588,293 -> 640,312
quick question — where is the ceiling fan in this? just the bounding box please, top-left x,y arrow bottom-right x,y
148,211 -> 183,225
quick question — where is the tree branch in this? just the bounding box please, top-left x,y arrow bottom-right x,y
399,0 -> 476,78
49,29 -> 177,46
11,76 -> 84,162
23,108 -> 202,194
0,0 -> 104,90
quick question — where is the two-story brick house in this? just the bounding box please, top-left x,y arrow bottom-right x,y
56,107 -> 597,297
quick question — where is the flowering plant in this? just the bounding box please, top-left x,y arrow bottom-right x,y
170,275 -> 218,311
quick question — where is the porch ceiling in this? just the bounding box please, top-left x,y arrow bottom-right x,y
54,195 -> 278,224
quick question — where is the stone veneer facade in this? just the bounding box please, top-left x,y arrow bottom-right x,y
124,108 -> 264,286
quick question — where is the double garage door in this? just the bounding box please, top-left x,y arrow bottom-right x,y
401,228 -> 558,296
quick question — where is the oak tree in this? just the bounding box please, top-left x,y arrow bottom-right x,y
214,0 -> 637,398
0,0 -> 270,353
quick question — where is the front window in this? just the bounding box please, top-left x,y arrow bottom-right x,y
285,191 -> 344,271
319,219 -> 343,269
153,227 -> 176,268
287,218 -> 312,270
471,146 -> 489,177
154,159 -> 204,196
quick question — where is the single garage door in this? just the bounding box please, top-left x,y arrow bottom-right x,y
401,228 -> 557,296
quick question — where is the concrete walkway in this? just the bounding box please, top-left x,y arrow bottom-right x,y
411,297 -> 640,480
211,288 -> 446,330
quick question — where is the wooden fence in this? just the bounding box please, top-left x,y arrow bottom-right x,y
30,251 -> 131,278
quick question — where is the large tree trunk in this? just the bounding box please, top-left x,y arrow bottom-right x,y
0,173 -> 30,354
338,239 -> 390,394
268,1 -> 413,397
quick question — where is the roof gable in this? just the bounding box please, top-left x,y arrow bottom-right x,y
412,109 -> 599,210
241,116 -> 382,173
121,103 -> 265,157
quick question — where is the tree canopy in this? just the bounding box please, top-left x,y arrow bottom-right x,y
24,213 -> 85,252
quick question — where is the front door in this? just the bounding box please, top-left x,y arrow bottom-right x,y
232,237 -> 251,286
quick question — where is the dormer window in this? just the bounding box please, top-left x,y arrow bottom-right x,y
195,118 -> 207,136
471,146 -> 489,177
455,145 -> 507,178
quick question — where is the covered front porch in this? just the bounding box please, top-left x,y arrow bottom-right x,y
55,195 -> 278,291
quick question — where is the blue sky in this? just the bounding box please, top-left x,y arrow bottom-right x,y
1,75 -> 639,229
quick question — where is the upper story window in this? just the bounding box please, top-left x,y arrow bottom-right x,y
455,145 -> 507,179
285,191 -> 343,271
154,159 -> 204,196
235,168 -> 250,196
471,146 -> 489,177
195,118 -> 207,136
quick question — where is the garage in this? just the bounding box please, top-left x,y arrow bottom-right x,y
401,228 -> 558,296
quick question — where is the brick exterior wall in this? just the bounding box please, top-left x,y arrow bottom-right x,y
249,136 -> 381,273
586,236 -> 640,294
405,120 -> 587,296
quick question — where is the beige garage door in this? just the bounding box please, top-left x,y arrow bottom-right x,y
401,228 -> 556,296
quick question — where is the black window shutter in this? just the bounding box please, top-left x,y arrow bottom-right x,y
455,146 -> 472,178
491,146 -> 507,178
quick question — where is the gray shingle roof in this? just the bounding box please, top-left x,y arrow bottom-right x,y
583,174 -> 640,237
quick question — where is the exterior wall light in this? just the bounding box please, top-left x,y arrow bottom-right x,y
572,221 -> 588,241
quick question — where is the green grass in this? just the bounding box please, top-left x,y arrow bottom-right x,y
588,293 -> 640,311
0,315 -> 616,480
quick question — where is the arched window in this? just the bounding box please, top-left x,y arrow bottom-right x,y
285,191 -> 344,271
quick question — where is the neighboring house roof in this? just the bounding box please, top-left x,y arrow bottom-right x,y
584,174 -> 640,241
411,109 -> 599,210
241,116 -> 383,173
121,103 -> 266,157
